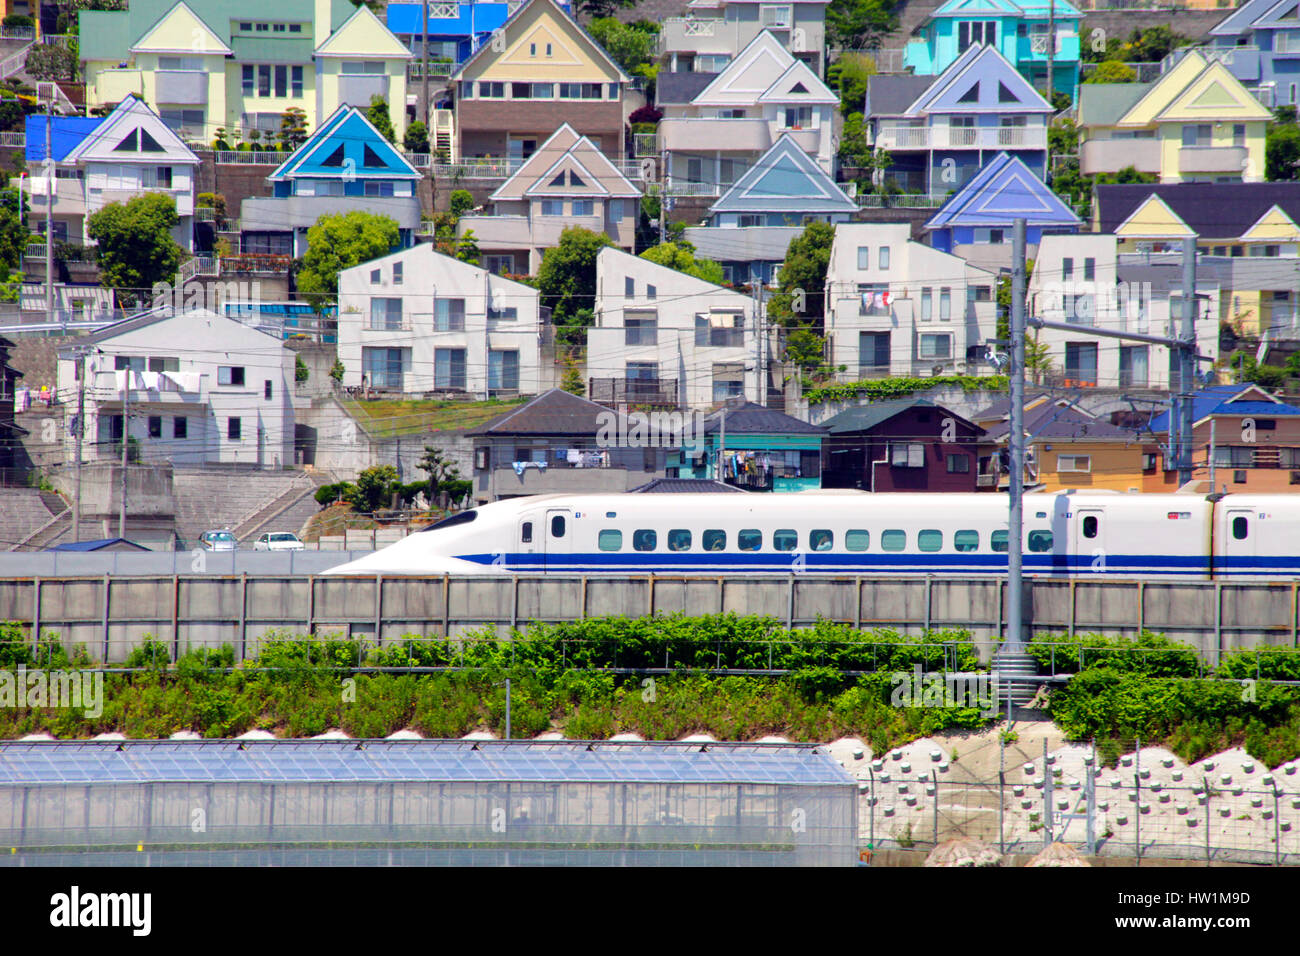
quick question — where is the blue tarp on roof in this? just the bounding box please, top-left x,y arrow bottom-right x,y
49,538 -> 150,552
1148,386 -> 1300,432
25,116 -> 104,163
386,1 -> 513,35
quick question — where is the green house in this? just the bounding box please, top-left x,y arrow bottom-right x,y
670,402 -> 826,493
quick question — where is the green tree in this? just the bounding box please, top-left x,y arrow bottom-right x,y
767,221 -> 836,328
297,211 -> 401,312
575,0 -> 636,18
537,226 -> 613,335
366,95 -> 396,144
0,186 -> 28,280
1085,60 -> 1137,84
403,119 -> 429,154
1267,120 -> 1300,181
827,52 -> 876,115
24,44 -> 77,81
348,465 -> 400,513
295,354 -> 310,384
278,107 -> 309,150
416,445 -> 471,509
330,359 -> 345,383
826,0 -> 900,51
586,17 -> 657,75
85,192 -> 184,307
449,189 -> 475,218
638,241 -> 725,284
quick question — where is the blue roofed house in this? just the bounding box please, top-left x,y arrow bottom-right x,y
902,0 -> 1082,101
925,151 -> 1081,266
238,105 -> 422,258
682,133 -> 856,286
867,43 -> 1054,198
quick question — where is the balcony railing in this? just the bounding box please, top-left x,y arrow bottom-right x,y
873,124 -> 1048,151
588,377 -> 679,407
856,193 -> 948,208
214,150 -> 287,165
433,156 -> 645,180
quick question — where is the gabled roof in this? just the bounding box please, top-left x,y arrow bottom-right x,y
315,3 -> 412,58
492,123 -> 640,202
1148,384 -> 1300,431
756,60 -> 839,105
694,31 -> 834,107
51,538 -> 152,552
657,71 -> 720,105
468,387 -> 619,436
819,398 -> 981,435
1234,0 -> 1300,31
924,0 -> 1081,17
1096,183 -> 1300,240
130,0 -> 230,55
1076,82 -> 1149,127
1209,0 -> 1281,35
702,402 -> 826,435
926,151 -> 1080,231
906,43 -> 1052,115
452,0 -> 629,82
596,247 -> 741,297
78,307 -> 286,348
629,478 -> 746,493
709,135 -> 854,215
982,403 -> 1136,443
865,74 -> 936,117
61,95 -> 199,167
268,105 -> 420,181
1101,52 -> 1271,127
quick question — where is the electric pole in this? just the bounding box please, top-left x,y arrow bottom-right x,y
1007,218 -> 1027,656
1177,236 -> 1197,487
752,278 -> 765,406
72,348 -> 86,541
43,91 -> 54,330
422,0 -> 430,126
1045,0 -> 1055,106
119,370 -> 129,539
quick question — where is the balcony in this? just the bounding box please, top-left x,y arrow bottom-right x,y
1079,138 -> 1161,176
589,377 -> 679,408
661,18 -> 731,55
338,74 -> 389,109
1178,145 -> 1248,175
89,370 -> 204,405
660,117 -> 772,153
873,124 -> 1048,151
156,70 -> 207,105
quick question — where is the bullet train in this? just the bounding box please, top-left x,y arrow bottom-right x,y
321,491 -> 1300,579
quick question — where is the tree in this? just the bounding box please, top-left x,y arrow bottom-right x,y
278,107 -> 309,150
586,17 -> 657,75
575,0 -> 635,18
415,446 -> 471,510
0,186 -> 27,280
85,192 -> 184,307
826,0 -> 899,52
367,95 -> 396,144
297,211 -> 400,312
767,221 -> 836,328
330,359 -> 345,383
638,241 -> 725,284
24,44 -> 77,82
449,189 -> 475,218
1085,60 -> 1137,84
295,355 -> 310,384
349,465 -> 400,513
403,120 -> 429,154
1267,119 -> 1300,181
827,52 -> 876,115
537,226 -> 614,338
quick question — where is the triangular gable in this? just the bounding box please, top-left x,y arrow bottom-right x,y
1154,61 -> 1272,122
1114,193 -> 1195,238
523,152 -> 608,198
711,135 -> 855,214
130,1 -> 230,56
596,246 -> 735,297
1242,0 -> 1300,29
1239,203 -> 1300,241
907,44 -> 1051,114
927,152 -> 1080,228
932,0 -> 1023,14
270,106 -> 419,180
1210,0 -> 1279,34
494,124 -> 639,201
1114,50 -> 1207,126
315,4 -> 412,58
757,59 -> 838,105
695,32 -> 794,106
453,0 -> 629,82
63,95 -> 198,166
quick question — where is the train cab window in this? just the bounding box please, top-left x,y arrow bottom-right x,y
773,529 -> 797,552
550,516 -> 566,538
845,530 -> 869,551
991,530 -> 1009,553
918,529 -> 943,552
1082,515 -> 1098,539
633,529 -> 657,551
738,529 -> 762,551
954,530 -> 979,552
881,530 -> 906,552
703,530 -> 726,551
668,529 -> 692,552
1232,516 -> 1249,540
521,522 -> 533,543
598,530 -> 623,551
809,530 -> 833,552
1027,530 -> 1053,552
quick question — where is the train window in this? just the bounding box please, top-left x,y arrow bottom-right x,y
551,515 -> 566,538
521,522 -> 533,544
703,530 -> 726,552
918,529 -> 943,552
1082,515 -> 1098,539
633,529 -> 657,551
881,530 -> 906,552
668,529 -> 692,552
420,510 -> 477,532
738,529 -> 762,551
1027,530 -> 1053,552
953,530 -> 979,552
598,530 -> 622,551
809,530 -> 833,552
773,529 -> 797,552
1232,516 -> 1249,540
845,530 -> 869,551
991,530 -> 1009,553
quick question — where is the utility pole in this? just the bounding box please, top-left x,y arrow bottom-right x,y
421,0 -> 430,126
72,348 -> 86,542
43,93 -> 54,330
1178,236 -> 1197,487
1045,0 -> 1055,106
1007,219 -> 1027,660
752,278 -> 765,406
1208,418 -> 1216,493
119,370 -> 129,539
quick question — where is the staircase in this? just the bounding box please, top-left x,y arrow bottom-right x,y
234,470 -> 334,543
171,469 -> 317,547
0,488 -> 63,550
431,108 -> 456,160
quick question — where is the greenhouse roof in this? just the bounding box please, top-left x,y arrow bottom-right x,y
0,741 -> 854,787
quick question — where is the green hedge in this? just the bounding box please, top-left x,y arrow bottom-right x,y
805,375 -> 1008,406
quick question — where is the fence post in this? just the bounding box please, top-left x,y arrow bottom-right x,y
306,574 -> 315,637
239,572 -> 248,662
1043,738 -> 1053,848
1275,784 -> 1282,866
1205,776 -> 1211,866
1134,772 -> 1141,866
998,733 -> 1005,855
30,576 -> 40,650
786,574 -> 794,629
923,575 -> 931,634
932,769 -> 939,845
869,766 -> 875,853
171,573 -> 180,662
101,574 -> 111,664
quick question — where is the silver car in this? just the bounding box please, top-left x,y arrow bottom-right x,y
199,529 -> 237,552
254,532 -> 305,552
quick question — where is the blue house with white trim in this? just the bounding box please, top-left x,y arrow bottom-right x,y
238,105 -> 423,257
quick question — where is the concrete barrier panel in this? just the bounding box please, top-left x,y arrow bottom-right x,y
720,578 -> 788,619
312,576 -> 379,624
793,578 -> 858,625
860,579 -> 928,632
517,576 -> 584,622
583,578 -> 650,618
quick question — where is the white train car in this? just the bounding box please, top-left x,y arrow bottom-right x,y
321,491 -> 1300,580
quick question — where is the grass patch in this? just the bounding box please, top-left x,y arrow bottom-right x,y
342,396 -> 527,439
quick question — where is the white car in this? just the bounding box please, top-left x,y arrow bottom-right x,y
254,532 -> 305,552
198,529 -> 237,552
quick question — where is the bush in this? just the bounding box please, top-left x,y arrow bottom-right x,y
628,105 -> 662,125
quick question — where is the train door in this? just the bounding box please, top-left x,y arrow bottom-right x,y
516,514 -> 540,569
1221,507 -> 1255,575
544,508 -> 573,572
1076,508 -> 1106,574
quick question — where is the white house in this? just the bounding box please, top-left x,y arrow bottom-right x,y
588,247 -> 762,410
823,223 -> 998,379
56,309 -> 296,468
336,245 -> 557,396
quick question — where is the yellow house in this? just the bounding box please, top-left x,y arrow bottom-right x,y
1077,50 -> 1270,184
80,0 -> 410,144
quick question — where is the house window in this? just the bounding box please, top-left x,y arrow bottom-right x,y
1065,342 -> 1098,385
625,313 -> 657,346
228,418 -> 242,441
218,366 -> 245,386
342,61 -> 385,74
147,415 -> 162,438
173,417 -> 187,439
858,283 -> 889,315
647,285 -> 656,300
435,348 -> 467,389
1119,346 -> 1148,387
148,356 -> 179,373
957,20 -> 997,51
371,297 -> 403,331
782,106 -> 813,129
859,331 -> 890,369
291,65 -> 303,97
370,269 -> 381,284
393,262 -> 403,285
435,298 -> 465,332
920,287 -> 932,321
478,81 -> 505,98
939,288 -> 951,322
857,246 -> 870,270
1057,455 -> 1092,473
1083,258 -> 1095,281
879,247 -> 890,270
760,5 -> 793,28
363,182 -> 396,197
1233,123 -> 1246,147
258,64 -> 270,97
1062,257 -> 1073,281
572,200 -> 594,216
1182,124 -> 1212,147
264,380 -> 273,400
541,200 -> 564,216
738,214 -> 763,227
712,363 -> 745,402
489,350 -> 520,391
363,347 -> 408,390
947,454 -> 970,473
624,277 -> 635,297
140,166 -> 172,189
242,64 -> 254,95
919,333 -> 951,359
890,443 -> 924,467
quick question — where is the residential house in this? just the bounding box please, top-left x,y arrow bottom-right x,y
239,105 -> 423,258
457,123 -> 642,275
1178,0 -> 1300,108
386,1 -> 540,69
450,0 -> 629,163
658,30 -> 839,202
1028,233 -> 1222,390
659,0 -> 830,76
902,0 -> 1082,99
24,96 -> 200,252
55,309 -> 297,468
820,398 -> 984,492
866,44 -> 1054,197
467,388 -> 668,503
668,400 -> 826,492
1144,384 -> 1300,491
923,150 -> 1081,267
588,248 -> 762,411
336,244 -> 556,397
682,133 -> 855,286
823,223 -> 1000,380
1076,50 -> 1270,184
0,336 -> 26,484
973,393 -> 1146,492
79,0 -> 412,142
